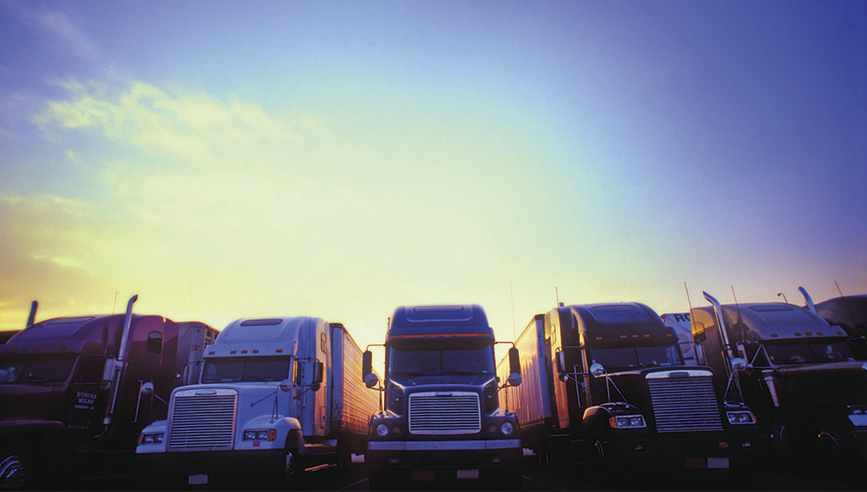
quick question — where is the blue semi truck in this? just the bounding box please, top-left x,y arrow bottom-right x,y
362,304 -> 523,490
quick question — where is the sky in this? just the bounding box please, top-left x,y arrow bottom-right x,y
1,0 -> 865,357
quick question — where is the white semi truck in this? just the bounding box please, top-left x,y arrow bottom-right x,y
135,316 -> 378,489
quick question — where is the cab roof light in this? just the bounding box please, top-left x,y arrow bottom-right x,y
390,333 -> 492,339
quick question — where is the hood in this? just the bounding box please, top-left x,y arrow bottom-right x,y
772,360 -> 867,405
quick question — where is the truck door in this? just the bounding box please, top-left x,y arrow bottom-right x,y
66,354 -> 108,436
315,324 -> 330,435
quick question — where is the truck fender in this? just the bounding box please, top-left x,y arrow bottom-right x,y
582,406 -> 615,434
137,419 -> 167,435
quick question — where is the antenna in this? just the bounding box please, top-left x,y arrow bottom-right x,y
835,280 -> 845,298
365,285 -> 370,348
731,286 -> 746,342
510,281 -> 516,340
189,280 -> 195,319
555,286 -> 561,307
112,291 -> 118,315
684,281 -> 695,328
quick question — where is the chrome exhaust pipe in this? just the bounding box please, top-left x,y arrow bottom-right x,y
703,291 -> 743,402
102,295 -> 138,431
26,301 -> 38,327
798,286 -> 816,314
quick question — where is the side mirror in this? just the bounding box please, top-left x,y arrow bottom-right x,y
590,362 -> 606,377
364,373 -> 379,389
313,361 -> 324,384
139,381 -> 154,397
730,357 -> 747,372
362,350 -> 378,388
279,378 -> 293,392
555,350 -> 566,374
507,347 -> 521,386
362,351 -> 372,377
311,361 -> 324,392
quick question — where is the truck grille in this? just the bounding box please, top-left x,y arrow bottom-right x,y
168,389 -> 237,451
408,392 -> 481,435
647,375 -> 724,433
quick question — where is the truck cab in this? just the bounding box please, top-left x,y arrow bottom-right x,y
135,316 -> 376,489
814,294 -> 867,360
693,291 -> 867,465
545,303 -> 764,474
362,304 -> 522,489
0,296 -> 216,490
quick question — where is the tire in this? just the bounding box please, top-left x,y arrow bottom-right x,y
0,450 -> 30,492
367,472 -> 394,491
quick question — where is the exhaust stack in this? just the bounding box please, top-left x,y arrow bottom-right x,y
798,286 -> 816,314
26,301 -> 38,327
102,295 -> 138,431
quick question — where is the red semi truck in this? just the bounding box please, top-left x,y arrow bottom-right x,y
0,296 -> 217,490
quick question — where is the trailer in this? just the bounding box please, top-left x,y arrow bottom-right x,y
362,304 -> 523,490
693,290 -> 867,467
499,302 -> 767,482
0,296 -> 217,490
135,316 -> 378,489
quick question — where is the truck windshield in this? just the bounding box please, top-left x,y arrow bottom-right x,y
202,356 -> 291,383
388,340 -> 495,376
587,344 -> 683,372
0,356 -> 77,383
765,341 -> 854,365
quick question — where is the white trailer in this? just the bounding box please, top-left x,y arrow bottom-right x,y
135,316 -> 377,489
660,312 -> 698,363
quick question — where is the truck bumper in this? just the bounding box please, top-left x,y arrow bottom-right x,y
366,439 -> 522,484
597,430 -> 772,469
135,449 -> 286,487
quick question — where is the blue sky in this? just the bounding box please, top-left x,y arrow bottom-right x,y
1,0 -> 865,351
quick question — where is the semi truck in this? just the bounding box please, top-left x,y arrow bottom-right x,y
361,304 -> 523,490
498,302 -> 765,481
0,296 -> 217,490
692,289 -> 867,466
135,316 -> 379,489
813,294 -> 867,359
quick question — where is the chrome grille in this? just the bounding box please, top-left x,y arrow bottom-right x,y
647,375 -> 724,433
168,389 -> 237,451
409,391 -> 481,435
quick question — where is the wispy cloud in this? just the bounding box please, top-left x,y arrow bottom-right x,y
5,0 -> 100,61
35,80 -> 317,168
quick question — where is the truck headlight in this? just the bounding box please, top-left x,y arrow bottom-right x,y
375,423 -> 389,437
501,421 -> 514,436
609,415 -> 646,429
243,429 -> 277,441
139,433 -> 164,445
726,410 -> 756,425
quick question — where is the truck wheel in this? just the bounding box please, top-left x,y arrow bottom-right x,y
367,472 -> 393,491
0,451 -> 28,491
586,439 -> 614,487
283,449 -> 299,486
